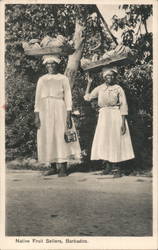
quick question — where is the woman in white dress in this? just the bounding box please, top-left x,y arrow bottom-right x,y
84,67 -> 135,177
34,55 -> 81,177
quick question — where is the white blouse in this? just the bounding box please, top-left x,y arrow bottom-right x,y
84,84 -> 128,115
34,73 -> 72,112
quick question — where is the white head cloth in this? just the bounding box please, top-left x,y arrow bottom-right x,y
102,66 -> 118,78
42,55 -> 61,64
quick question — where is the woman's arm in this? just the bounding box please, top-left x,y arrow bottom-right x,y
119,86 -> 128,115
119,86 -> 128,135
66,111 -> 72,129
63,77 -> 72,129
84,73 -> 99,101
35,112 -> 41,129
85,73 -> 93,95
34,79 -> 42,129
121,115 -> 126,135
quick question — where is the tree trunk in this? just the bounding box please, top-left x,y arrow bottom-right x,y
64,20 -> 85,89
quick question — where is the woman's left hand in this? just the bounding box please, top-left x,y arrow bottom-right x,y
121,122 -> 126,135
66,111 -> 72,129
67,117 -> 72,129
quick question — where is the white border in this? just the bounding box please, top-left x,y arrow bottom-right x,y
0,0 -> 6,242
0,0 -> 157,249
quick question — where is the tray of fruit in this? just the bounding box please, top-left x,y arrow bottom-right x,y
22,35 -> 75,56
81,45 -> 136,71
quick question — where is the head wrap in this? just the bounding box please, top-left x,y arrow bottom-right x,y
102,66 -> 118,78
42,55 -> 61,64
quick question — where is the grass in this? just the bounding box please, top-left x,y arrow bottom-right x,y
6,157 -> 152,177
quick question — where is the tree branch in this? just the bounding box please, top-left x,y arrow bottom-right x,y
143,20 -> 148,34
95,6 -> 118,46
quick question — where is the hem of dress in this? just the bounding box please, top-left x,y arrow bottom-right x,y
38,157 -> 81,164
90,156 -> 135,163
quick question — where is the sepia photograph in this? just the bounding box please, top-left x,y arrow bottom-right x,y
0,0 -> 158,249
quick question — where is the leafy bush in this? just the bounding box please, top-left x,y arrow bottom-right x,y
120,62 -> 152,170
6,68 -> 37,160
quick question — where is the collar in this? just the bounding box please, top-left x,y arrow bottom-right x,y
103,84 -> 119,91
45,73 -> 63,79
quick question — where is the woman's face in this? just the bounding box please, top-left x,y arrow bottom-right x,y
46,62 -> 58,74
103,72 -> 116,85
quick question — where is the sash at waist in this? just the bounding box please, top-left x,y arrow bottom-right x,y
100,105 -> 120,110
41,96 -> 63,100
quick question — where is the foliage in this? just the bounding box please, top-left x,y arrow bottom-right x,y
111,5 -> 153,63
119,62 -> 152,171
6,66 -> 37,160
111,5 -> 152,39
113,5 -> 152,26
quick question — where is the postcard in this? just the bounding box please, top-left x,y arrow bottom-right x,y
0,0 -> 157,249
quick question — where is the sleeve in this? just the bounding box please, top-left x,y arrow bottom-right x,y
63,77 -> 72,111
84,86 -> 100,101
119,86 -> 128,115
34,78 -> 42,112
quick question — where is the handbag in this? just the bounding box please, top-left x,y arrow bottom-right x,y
64,129 -> 77,143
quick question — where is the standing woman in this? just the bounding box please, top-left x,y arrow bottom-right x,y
34,55 -> 81,177
84,67 -> 135,177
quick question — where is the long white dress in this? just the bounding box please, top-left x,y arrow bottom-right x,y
34,73 -> 81,163
85,84 -> 135,163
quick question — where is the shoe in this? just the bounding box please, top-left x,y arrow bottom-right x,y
58,165 -> 68,177
102,162 -> 112,175
43,168 -> 57,176
102,169 -> 111,175
112,169 -> 122,178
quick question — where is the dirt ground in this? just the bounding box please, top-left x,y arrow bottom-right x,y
6,169 -> 152,236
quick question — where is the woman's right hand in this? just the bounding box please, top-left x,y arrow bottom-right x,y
35,113 -> 41,129
35,118 -> 41,129
84,93 -> 91,101
85,72 -> 93,100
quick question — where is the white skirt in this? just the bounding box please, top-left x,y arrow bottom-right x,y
37,97 -> 81,163
91,107 -> 135,163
